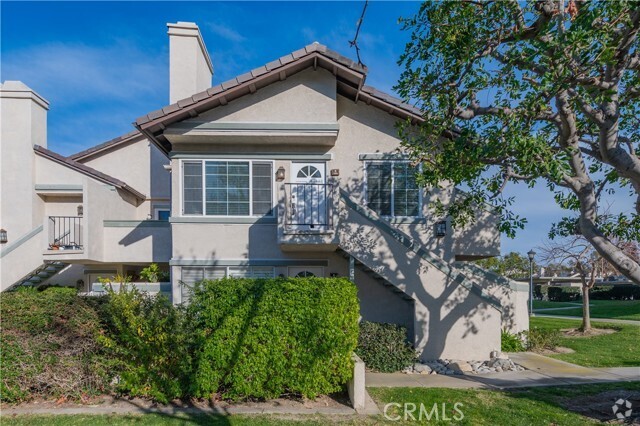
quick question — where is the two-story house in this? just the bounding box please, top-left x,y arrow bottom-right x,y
0,22 -> 528,361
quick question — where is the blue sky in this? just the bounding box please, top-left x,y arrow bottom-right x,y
1,1 -> 634,257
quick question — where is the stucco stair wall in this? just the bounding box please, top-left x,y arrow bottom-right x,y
337,192 -> 504,361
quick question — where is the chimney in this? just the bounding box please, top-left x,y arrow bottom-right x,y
0,81 -> 49,243
167,22 -> 213,104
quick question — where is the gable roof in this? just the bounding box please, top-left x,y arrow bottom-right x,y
34,145 -> 146,200
68,130 -> 143,162
134,43 -> 424,154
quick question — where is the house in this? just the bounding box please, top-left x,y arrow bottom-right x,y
0,22 -> 529,361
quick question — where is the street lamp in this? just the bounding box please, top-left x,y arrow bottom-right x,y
527,249 -> 536,316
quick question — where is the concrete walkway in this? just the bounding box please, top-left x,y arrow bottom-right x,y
532,314 -> 640,325
366,352 -> 639,390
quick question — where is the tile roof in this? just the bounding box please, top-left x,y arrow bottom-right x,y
34,145 -> 146,200
133,42 -> 424,153
68,130 -> 143,161
135,42 -> 367,128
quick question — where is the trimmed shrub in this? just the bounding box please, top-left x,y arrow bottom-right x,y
188,277 -> 359,400
501,329 -> 526,352
356,321 -> 416,372
526,327 -> 560,351
591,285 -> 640,300
0,288 -> 108,402
98,285 -> 192,403
548,286 -> 581,302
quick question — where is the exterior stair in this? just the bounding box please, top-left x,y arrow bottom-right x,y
335,190 -> 528,361
11,262 -> 68,289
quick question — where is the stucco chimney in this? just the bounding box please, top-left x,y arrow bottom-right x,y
0,81 -> 49,243
167,22 -> 213,104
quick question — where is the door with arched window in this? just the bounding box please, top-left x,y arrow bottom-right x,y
289,163 -> 327,230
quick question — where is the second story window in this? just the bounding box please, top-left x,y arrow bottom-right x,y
182,160 -> 273,216
365,162 -> 421,218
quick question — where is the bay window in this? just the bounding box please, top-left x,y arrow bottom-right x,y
365,162 -> 420,217
182,160 -> 273,216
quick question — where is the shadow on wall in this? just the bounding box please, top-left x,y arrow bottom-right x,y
117,223 -> 172,262
339,174 -> 510,360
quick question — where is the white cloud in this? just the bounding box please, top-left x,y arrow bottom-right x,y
2,41 -> 168,155
2,41 -> 166,107
207,22 -> 246,43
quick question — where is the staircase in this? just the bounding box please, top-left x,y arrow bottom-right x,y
336,190 -> 527,361
10,262 -> 68,289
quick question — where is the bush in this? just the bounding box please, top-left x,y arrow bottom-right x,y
98,285 -> 191,403
501,329 -> 526,352
356,321 -> 416,372
188,277 -> 359,400
591,285 -> 640,300
139,263 -> 170,282
0,288 -> 108,403
526,327 -> 560,351
548,286 -> 581,302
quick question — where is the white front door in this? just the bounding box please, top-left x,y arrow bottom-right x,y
289,163 -> 327,229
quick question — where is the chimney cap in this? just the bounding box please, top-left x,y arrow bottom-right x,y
0,80 -> 50,109
166,21 -> 213,75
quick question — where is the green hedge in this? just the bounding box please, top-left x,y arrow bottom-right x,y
188,277 -> 359,400
98,286 -> 192,403
0,288 -> 108,402
356,321 -> 415,372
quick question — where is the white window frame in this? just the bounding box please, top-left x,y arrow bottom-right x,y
180,266 -> 276,283
180,159 -> 276,217
363,160 -> 423,219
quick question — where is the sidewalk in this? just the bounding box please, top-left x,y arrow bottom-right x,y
366,352 -> 639,390
531,314 -> 640,325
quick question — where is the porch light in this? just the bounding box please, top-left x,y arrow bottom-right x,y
435,221 -> 447,238
0,228 -> 6,244
77,205 -> 83,217
276,166 -> 286,181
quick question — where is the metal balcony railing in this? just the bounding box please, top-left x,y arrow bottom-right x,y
48,216 -> 83,250
284,183 -> 335,229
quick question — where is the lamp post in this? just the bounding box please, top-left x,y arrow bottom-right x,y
527,249 -> 536,316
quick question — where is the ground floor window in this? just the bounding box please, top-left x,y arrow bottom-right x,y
180,266 -> 276,301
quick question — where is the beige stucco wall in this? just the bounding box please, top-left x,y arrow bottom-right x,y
193,68 -> 336,123
82,137 -> 171,219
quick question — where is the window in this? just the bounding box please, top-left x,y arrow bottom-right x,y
154,208 -> 170,221
180,266 -> 275,302
182,160 -> 273,216
365,162 -> 420,217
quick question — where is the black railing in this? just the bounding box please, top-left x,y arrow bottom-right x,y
284,183 -> 334,228
48,216 -> 83,250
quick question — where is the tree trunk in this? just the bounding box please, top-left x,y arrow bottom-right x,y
581,285 -> 591,332
576,185 -> 640,284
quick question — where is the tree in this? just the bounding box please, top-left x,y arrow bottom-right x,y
475,251 -> 532,279
539,236 -> 639,331
396,0 -> 640,284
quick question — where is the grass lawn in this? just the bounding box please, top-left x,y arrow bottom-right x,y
533,300 -> 640,321
532,301 -> 580,309
530,317 -> 640,367
5,383 -> 639,425
369,382 -> 640,425
0,413 -> 367,426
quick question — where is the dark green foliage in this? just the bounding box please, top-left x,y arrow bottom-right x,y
356,321 -> 416,373
591,285 -> 640,300
188,277 -> 359,400
98,286 -> 192,403
0,288 -> 108,402
501,329 -> 526,353
527,328 -> 561,351
548,287 -> 582,302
